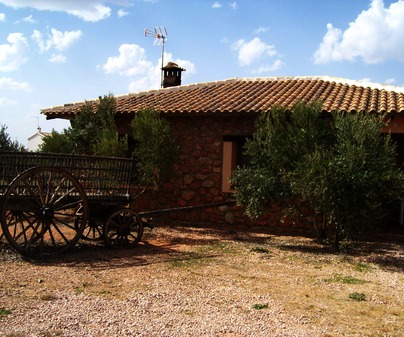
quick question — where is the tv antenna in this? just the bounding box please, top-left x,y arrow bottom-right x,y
144,26 -> 168,88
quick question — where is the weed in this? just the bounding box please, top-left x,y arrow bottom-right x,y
93,290 -> 112,296
252,303 -> 268,310
199,241 -> 234,254
39,330 -> 63,337
339,239 -> 358,253
0,308 -> 11,317
40,294 -> 58,301
250,246 -> 270,254
349,292 -> 366,301
169,252 -> 209,268
353,262 -> 371,272
324,275 -> 367,284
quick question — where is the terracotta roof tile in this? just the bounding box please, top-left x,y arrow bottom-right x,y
41,76 -> 404,119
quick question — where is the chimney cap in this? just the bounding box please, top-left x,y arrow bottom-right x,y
162,62 -> 186,71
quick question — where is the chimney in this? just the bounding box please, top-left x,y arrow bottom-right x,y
162,62 -> 186,88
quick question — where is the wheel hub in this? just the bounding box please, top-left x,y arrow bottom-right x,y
39,206 -> 54,221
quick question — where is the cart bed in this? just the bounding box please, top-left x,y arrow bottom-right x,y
0,151 -> 136,202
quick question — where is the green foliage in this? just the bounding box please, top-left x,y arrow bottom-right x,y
232,101 -> 404,248
252,303 -> 269,310
349,292 -> 366,301
39,94 -> 127,156
353,262 -> 371,272
0,124 -> 26,151
0,308 -> 11,317
324,275 -> 367,284
130,107 -> 178,189
250,246 -> 270,254
39,129 -> 75,153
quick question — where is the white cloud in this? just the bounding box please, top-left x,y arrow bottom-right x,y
253,59 -> 284,74
50,28 -> 82,51
117,9 -> 129,17
32,28 -> 82,53
229,2 -> 237,10
0,32 -> 29,72
49,53 -> 66,63
22,15 -> 36,23
232,37 -> 277,66
0,13 -> 5,22
103,44 -> 153,76
385,78 -> 396,84
0,77 -> 31,91
254,26 -> 269,34
0,0 -> 111,22
212,2 -> 222,9
314,0 -> 404,64
0,97 -> 17,106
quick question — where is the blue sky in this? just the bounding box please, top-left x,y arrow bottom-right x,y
1,0 -> 404,145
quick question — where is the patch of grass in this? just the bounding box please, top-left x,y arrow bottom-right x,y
349,292 -> 366,301
169,252 -> 210,268
39,330 -> 63,337
339,239 -> 358,253
199,241 -> 236,254
0,308 -> 11,317
252,303 -> 268,310
250,246 -> 270,254
93,290 -> 112,296
353,262 -> 372,272
40,293 -> 58,301
324,275 -> 368,285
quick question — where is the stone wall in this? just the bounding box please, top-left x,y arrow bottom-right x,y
133,114 -> 307,232
134,115 -> 253,224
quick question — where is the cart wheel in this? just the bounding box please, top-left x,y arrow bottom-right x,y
75,215 -> 103,241
103,208 -> 144,248
0,166 -> 88,257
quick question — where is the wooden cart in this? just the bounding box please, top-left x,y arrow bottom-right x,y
0,151 -> 144,257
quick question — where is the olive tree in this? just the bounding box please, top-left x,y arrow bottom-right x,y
40,94 -> 127,156
129,107 -> 178,198
231,101 -> 404,249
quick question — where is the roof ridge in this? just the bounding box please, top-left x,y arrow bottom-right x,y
111,76 -> 404,98
230,76 -> 404,93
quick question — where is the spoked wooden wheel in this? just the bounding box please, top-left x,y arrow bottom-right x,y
0,166 -> 88,257
81,220 -> 103,241
75,212 -> 103,241
103,208 -> 144,248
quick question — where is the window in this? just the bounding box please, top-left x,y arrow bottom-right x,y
222,135 -> 251,193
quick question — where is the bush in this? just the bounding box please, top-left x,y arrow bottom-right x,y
130,107 -> 178,194
232,101 -> 404,249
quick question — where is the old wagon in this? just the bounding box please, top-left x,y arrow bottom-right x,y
0,151 -> 145,257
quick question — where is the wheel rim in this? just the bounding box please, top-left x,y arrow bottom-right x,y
0,167 -> 88,257
103,209 -> 143,248
79,219 -> 104,241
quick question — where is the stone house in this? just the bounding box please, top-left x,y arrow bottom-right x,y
41,76 -> 404,229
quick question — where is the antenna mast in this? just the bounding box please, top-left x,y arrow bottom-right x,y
144,26 -> 168,88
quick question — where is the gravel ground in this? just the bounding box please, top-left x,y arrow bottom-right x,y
1,279 -> 321,337
0,223 -> 402,337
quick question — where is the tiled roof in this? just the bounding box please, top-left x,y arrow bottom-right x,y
41,76 -> 404,119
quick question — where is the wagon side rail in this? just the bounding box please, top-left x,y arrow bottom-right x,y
0,151 -> 137,201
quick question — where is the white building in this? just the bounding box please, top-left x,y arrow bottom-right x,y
27,127 -> 50,151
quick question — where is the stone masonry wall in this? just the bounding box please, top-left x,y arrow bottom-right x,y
134,114 -> 299,230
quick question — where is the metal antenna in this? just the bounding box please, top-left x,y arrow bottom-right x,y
144,26 -> 168,88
